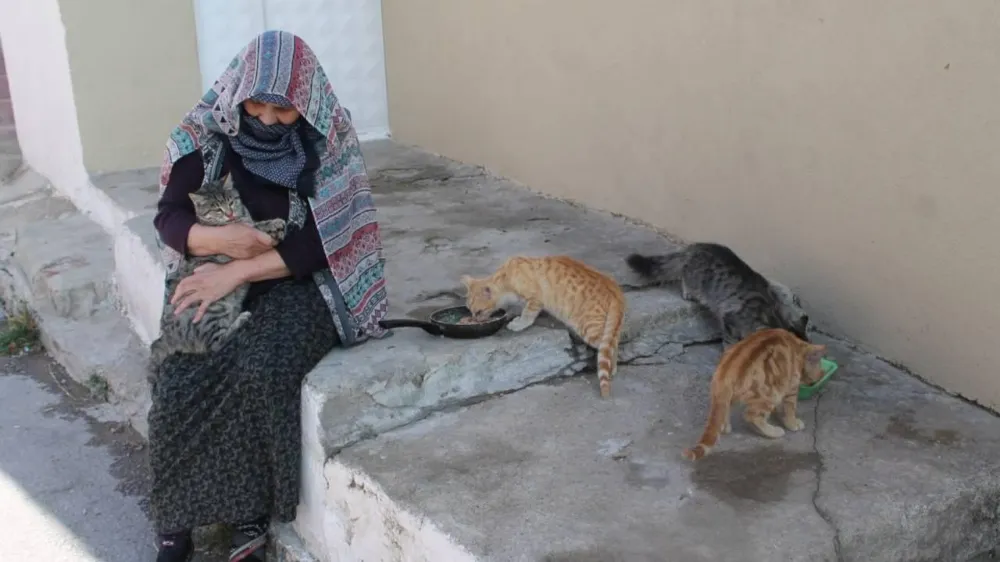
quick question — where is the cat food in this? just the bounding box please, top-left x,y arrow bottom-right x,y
433,308 -> 491,325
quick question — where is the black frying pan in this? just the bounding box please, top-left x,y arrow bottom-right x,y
378,306 -> 511,339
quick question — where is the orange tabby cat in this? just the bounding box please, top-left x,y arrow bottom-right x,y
682,328 -> 827,461
460,255 -> 626,398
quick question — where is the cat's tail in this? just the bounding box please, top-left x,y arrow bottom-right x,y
625,249 -> 689,283
596,301 -> 625,399
682,380 -> 732,461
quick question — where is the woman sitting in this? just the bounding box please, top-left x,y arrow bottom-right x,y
149,30 -> 389,562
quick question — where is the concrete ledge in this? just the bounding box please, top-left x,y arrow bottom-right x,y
114,213 -> 164,345
0,152 -> 19,182
0,169 -> 152,435
331,337 -> 1000,562
14,213 -> 115,320
304,288 -> 716,458
270,522 -> 320,562
293,287 -> 720,555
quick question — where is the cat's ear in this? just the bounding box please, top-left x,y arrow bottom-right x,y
460,275 -> 474,289
806,344 -> 827,364
188,192 -> 204,205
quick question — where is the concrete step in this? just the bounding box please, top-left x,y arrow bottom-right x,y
87,168 -> 165,344
0,153 -> 21,183
0,169 -> 151,434
89,167 -> 161,218
281,140 -> 733,558
12,213 -> 116,320
330,336 -> 1000,562
0,99 -> 13,128
270,523 -> 319,562
0,126 -> 19,181
0,129 -> 19,155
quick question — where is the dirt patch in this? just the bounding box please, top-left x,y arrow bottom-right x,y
689,447 -> 821,505
881,412 -> 963,447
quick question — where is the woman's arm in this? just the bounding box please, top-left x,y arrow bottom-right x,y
170,249 -> 292,321
153,152 -> 203,255
189,222 -> 275,259
274,202 -> 330,279
154,152 -> 272,259
230,249 -> 292,283
186,224 -> 225,256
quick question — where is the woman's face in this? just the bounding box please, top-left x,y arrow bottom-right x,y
243,99 -> 301,126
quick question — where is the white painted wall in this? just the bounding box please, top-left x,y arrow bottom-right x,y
295,385 -> 476,562
0,0 -> 92,209
192,0 -> 391,140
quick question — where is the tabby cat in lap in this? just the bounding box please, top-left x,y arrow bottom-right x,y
626,242 -> 810,348
461,255 -> 626,398
683,328 -> 827,460
148,178 -> 287,376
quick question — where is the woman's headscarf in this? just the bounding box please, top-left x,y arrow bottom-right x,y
157,30 -> 389,346
229,92 -> 310,194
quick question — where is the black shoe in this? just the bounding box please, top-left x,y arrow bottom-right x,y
156,531 -> 193,562
230,517 -> 268,561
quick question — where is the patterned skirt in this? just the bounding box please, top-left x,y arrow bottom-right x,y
148,279 -> 338,533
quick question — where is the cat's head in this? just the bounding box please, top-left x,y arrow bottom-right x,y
768,281 -> 810,341
460,274 -> 501,320
799,342 -> 827,384
189,179 -> 244,227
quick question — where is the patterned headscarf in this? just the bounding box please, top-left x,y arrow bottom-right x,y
157,30 -> 389,346
229,93 -> 309,194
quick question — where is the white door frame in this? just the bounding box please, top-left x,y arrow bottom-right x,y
191,0 -> 390,140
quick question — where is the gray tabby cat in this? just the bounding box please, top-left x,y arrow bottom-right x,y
625,242 -> 810,347
147,178 -> 287,375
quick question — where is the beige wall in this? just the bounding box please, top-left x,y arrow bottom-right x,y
383,0 -> 1000,410
58,0 -> 201,173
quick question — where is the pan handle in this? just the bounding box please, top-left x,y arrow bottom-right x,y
378,318 -> 444,336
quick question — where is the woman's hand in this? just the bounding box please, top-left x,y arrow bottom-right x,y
188,223 -> 275,260
214,223 -> 276,259
171,262 -> 247,323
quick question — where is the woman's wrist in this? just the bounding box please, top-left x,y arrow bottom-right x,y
186,224 -> 222,257
229,249 -> 291,284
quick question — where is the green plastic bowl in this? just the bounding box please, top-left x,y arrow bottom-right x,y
799,358 -> 838,400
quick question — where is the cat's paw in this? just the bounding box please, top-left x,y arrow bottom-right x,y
257,219 -> 287,240
506,317 -> 533,332
784,418 -> 806,432
721,421 -> 732,434
757,424 -> 786,439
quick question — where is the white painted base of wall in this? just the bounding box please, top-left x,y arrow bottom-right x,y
356,129 -> 391,143
112,224 -> 164,346
295,385 -> 476,562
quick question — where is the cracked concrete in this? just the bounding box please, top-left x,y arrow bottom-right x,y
0,167 -> 152,435
299,140 -> 725,462
332,334 -> 1000,561
811,392 -> 844,562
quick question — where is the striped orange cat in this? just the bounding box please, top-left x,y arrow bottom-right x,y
461,255 -> 626,398
682,328 -> 827,461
